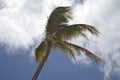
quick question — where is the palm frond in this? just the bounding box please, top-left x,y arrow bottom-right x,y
35,40 -> 47,62
46,7 -> 72,33
55,41 -> 76,61
54,24 -> 99,40
63,41 -> 102,64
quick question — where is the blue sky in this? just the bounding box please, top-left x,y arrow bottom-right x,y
0,0 -> 120,80
0,47 -> 118,80
0,47 -> 103,80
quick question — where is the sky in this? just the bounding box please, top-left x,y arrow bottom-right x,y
0,0 -> 120,80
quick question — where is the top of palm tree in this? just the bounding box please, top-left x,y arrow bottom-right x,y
32,6 -> 102,80
35,6 -> 101,64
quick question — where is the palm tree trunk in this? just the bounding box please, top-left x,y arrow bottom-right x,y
32,42 -> 51,80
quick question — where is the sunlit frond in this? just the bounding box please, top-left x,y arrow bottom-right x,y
55,42 -> 76,61
46,7 -> 72,33
63,41 -> 101,64
35,40 -> 47,62
54,24 -> 99,40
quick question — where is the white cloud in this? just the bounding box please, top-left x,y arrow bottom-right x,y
0,0 -> 46,51
70,0 -> 120,79
0,0 -> 120,79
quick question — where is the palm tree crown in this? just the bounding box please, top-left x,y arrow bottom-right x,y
32,6 -> 101,80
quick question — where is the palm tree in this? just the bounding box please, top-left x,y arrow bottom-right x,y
32,6 -> 101,80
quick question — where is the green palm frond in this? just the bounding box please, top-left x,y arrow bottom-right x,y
46,7 -> 72,33
33,6 -> 101,79
63,41 -> 101,64
55,41 -> 76,61
54,24 -> 99,40
35,40 -> 47,62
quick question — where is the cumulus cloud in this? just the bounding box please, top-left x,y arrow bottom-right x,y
0,0 -> 46,51
70,0 -> 120,79
0,0 -> 120,80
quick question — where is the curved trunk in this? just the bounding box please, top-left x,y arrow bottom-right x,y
32,42 -> 51,80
